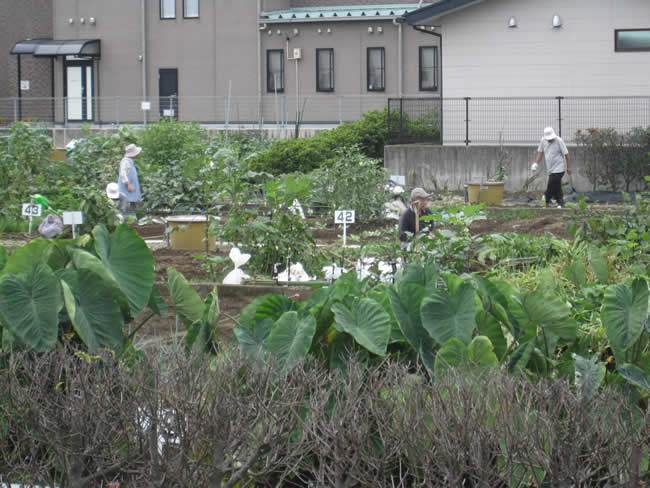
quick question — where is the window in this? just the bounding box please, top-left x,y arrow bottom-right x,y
184,0 -> 199,18
161,0 -> 175,19
267,50 -> 284,93
367,47 -> 385,91
419,46 -> 438,91
615,29 -> 650,52
316,48 -> 334,92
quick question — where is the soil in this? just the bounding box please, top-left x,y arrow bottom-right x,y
0,209 -> 574,348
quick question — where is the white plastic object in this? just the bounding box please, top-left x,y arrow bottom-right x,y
277,262 -> 313,282
531,162 -> 539,172
222,247 -> 251,285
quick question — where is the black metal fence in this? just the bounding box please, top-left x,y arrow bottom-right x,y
387,97 -> 442,145
388,96 -> 650,145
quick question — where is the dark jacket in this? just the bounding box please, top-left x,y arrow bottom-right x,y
398,207 -> 433,242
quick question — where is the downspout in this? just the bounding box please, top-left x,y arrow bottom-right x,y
415,27 -> 442,143
257,0 -> 263,125
393,18 -> 403,97
141,0 -> 147,124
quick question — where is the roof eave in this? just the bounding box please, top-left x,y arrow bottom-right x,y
404,0 -> 486,25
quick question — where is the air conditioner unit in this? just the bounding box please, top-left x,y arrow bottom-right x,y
293,48 -> 302,59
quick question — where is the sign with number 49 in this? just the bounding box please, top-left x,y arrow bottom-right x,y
22,203 -> 42,217
334,210 -> 355,224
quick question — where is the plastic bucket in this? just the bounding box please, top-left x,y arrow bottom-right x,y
466,182 -> 504,206
166,215 -> 216,251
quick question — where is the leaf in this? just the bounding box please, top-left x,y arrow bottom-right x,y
563,260 -> 586,287
601,279 -> 649,359
255,294 -> 296,322
476,311 -> 508,360
387,283 -> 437,370
421,283 -> 477,346
168,268 -> 204,327
467,335 -> 498,368
1,239 -> 49,276
332,298 -> 391,356
148,285 -> 168,318
264,311 -> 317,367
0,247 -> 8,273
93,224 -> 155,316
60,269 -> 125,352
618,363 -> 650,392
508,341 -> 534,376
573,354 -> 605,402
0,264 -> 62,352
510,291 -> 577,344
434,338 -> 466,377
399,260 -> 439,292
235,318 -> 273,362
588,245 -> 609,283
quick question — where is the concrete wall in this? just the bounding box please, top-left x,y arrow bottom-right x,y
437,0 -> 650,97
384,143 -> 647,194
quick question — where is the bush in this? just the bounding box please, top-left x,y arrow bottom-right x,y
250,109 -> 389,175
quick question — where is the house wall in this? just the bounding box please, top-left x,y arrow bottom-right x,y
0,0 -> 52,106
437,0 -> 650,97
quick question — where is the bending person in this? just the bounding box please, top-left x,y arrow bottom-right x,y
398,187 -> 434,245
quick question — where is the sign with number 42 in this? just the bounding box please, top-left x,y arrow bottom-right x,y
334,210 -> 355,224
22,203 -> 42,217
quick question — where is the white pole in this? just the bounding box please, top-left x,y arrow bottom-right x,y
28,198 -> 34,234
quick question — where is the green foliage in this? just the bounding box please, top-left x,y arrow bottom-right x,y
249,109 -> 389,175
309,148 -> 389,219
0,224 -> 163,353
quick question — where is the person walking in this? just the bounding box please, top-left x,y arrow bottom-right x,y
534,127 -> 571,208
398,187 -> 434,246
118,143 -> 143,215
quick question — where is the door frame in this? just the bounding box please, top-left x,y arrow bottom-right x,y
63,57 -> 94,122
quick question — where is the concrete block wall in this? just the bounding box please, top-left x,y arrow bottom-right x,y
383,144 -> 646,194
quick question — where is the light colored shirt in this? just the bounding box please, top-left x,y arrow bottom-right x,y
537,137 -> 569,174
119,157 -> 133,184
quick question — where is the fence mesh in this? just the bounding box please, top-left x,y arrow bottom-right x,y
1,95 -> 649,145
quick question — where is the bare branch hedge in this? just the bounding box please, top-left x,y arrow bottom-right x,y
0,349 -> 647,487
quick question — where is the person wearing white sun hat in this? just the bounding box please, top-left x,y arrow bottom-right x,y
117,143 -> 143,215
534,127 -> 571,208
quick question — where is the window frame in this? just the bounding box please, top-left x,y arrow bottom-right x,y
316,48 -> 334,92
418,46 -> 438,91
615,28 -> 650,52
160,0 -> 176,19
367,47 -> 385,92
183,0 -> 199,19
266,49 -> 284,93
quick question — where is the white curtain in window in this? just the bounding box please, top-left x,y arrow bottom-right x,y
318,50 -> 333,90
368,48 -> 384,90
269,52 -> 283,91
162,0 -> 175,18
421,47 -> 436,89
185,0 -> 199,18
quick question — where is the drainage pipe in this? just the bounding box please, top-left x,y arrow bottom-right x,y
393,18 -> 403,97
257,0 -> 263,123
141,0 -> 148,124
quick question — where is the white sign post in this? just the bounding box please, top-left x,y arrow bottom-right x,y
334,210 -> 355,248
22,202 -> 42,234
63,211 -> 83,238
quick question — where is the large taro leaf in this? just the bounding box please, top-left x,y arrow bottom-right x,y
387,283 -> 436,370
255,294 -> 296,322
0,264 -> 62,352
264,311 -> 316,367
476,310 -> 507,360
434,338 -> 466,377
168,267 -> 204,328
60,268 -> 125,352
93,224 -> 154,316
186,289 -> 220,355
368,284 -> 405,344
434,335 -> 497,378
235,318 -> 273,362
573,354 -> 605,403
563,259 -> 586,288
618,363 -> 650,393
398,260 -> 440,292
421,282 -> 477,346
1,239 -> 50,276
0,247 -> 8,273
467,335 -> 498,368
588,245 -> 609,284
509,291 -> 577,344
601,279 -> 648,359
148,285 -> 169,318
508,341 -> 534,376
332,298 -> 391,356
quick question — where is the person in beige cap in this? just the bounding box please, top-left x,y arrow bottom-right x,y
398,187 -> 434,244
117,143 -> 143,215
534,127 -> 571,208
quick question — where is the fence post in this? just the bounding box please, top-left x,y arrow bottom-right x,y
338,96 -> 343,124
63,97 -> 68,127
281,95 -> 286,127
115,96 -> 120,125
464,97 -> 471,146
556,96 -> 563,137
399,98 -> 404,143
13,98 -> 18,123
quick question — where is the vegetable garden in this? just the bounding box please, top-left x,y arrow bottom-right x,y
0,116 -> 649,486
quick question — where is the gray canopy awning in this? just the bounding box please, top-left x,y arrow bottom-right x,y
11,39 -> 101,57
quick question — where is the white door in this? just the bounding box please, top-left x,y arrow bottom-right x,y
67,66 -> 83,120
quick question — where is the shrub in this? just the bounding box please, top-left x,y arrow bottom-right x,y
250,109 -> 390,175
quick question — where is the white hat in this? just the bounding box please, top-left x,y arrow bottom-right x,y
410,187 -> 432,200
124,143 -> 142,158
543,127 -> 556,140
106,182 -> 120,199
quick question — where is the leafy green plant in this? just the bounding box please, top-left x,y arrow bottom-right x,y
0,224 -> 166,353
